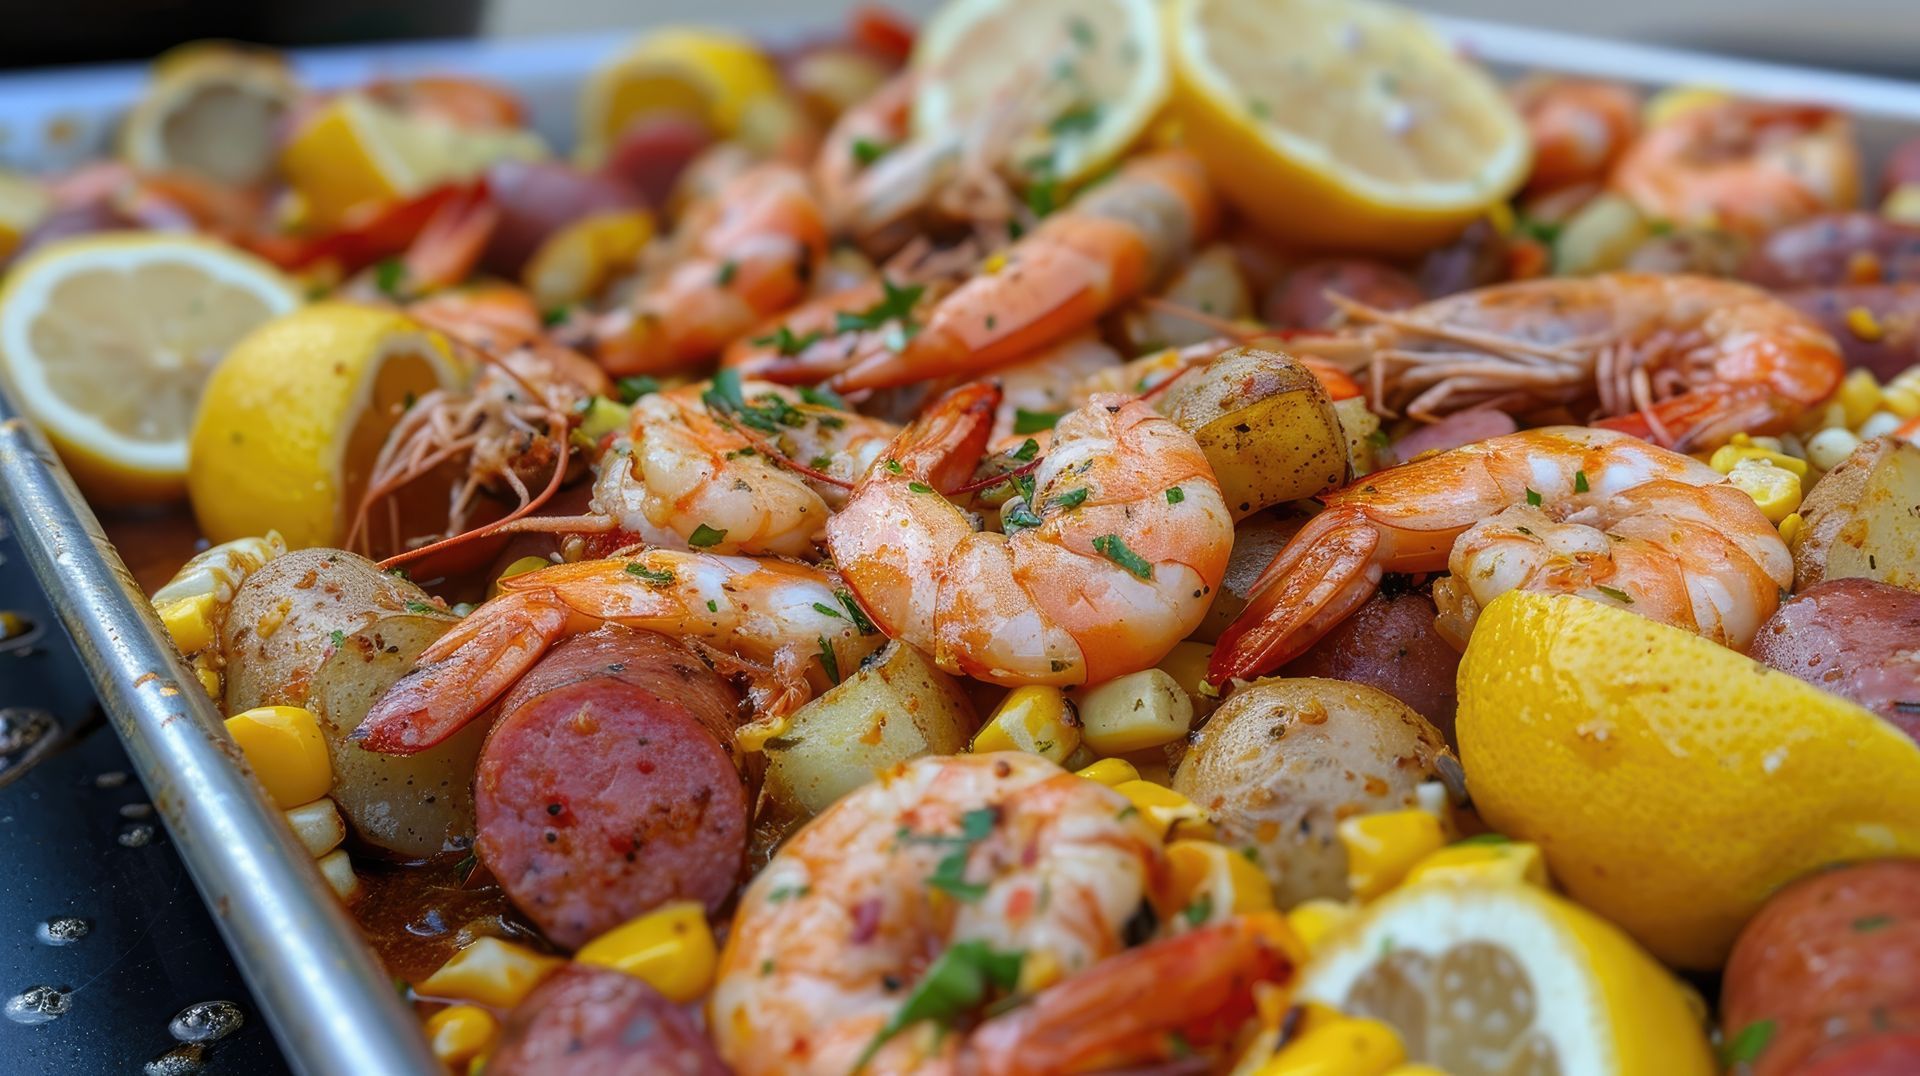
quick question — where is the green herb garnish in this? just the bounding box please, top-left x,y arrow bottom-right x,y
855,940 -> 1024,1070
1595,584 -> 1634,604
1093,534 -> 1153,579
1012,409 -> 1063,435
625,562 -> 675,585
688,523 -> 728,548
1165,486 -> 1185,504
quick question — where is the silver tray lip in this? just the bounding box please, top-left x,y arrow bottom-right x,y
2,17 -> 1918,1076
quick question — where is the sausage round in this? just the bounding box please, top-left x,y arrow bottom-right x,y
1739,212 -> 1920,289
475,626 -> 749,949
487,965 -> 730,1076
1748,578 -> 1920,744
1279,590 -> 1462,746
1781,283 -> 1920,382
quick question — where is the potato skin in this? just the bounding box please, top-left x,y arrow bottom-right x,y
222,549 -> 483,857
1172,677 -> 1451,907
1154,347 -> 1347,520
1793,436 -> 1920,592
1722,859 -> 1920,1076
1750,579 -> 1920,743
1279,591 -> 1461,746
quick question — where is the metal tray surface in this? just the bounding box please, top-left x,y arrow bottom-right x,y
2,17 -> 1918,1076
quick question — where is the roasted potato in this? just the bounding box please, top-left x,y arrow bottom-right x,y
222,549 -> 486,857
1172,677 -> 1452,907
1793,436 -> 1920,591
1192,511 -> 1304,643
1749,578 -> 1920,743
762,642 -> 977,816
1722,858 -> 1920,1076
1154,347 -> 1348,520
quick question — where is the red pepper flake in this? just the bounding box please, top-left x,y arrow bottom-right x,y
850,897 -> 883,944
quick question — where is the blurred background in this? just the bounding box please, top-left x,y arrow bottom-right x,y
6,0 -> 1918,77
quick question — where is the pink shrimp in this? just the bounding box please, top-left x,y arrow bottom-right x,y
1512,76 -> 1640,194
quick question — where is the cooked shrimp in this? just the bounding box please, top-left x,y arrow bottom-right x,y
1208,426 -> 1793,684
829,151 -> 1219,392
711,752 -> 1297,1076
354,551 -> 884,754
982,332 -> 1123,444
587,379 -> 897,557
1611,100 -> 1861,237
826,384 -> 1232,686
1512,77 -> 1640,194
720,277 -> 895,385
1303,272 -> 1844,450
594,161 -> 828,375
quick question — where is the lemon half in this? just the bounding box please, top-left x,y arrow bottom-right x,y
1167,0 -> 1529,252
1458,590 -> 1920,969
0,233 -> 301,502
576,28 -> 782,168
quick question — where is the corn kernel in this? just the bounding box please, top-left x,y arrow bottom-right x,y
1484,200 -> 1515,237
1337,809 -> 1448,901
1883,366 -> 1920,419
1839,369 -> 1883,427
981,251 -> 1008,275
1404,837 -> 1550,888
1167,839 -> 1275,924
972,685 -> 1080,764
1779,511 -> 1804,545
574,900 -> 716,1003
1254,1016 -> 1406,1076
1860,410 -> 1907,438
1708,439 -> 1808,477
1077,669 -> 1193,755
1016,947 -> 1064,994
1844,305 -> 1885,342
1805,427 -> 1862,472
1725,459 -> 1802,523
315,848 -> 362,904
1113,779 -> 1213,841
1884,183 -> 1920,225
1287,899 -> 1359,953
283,798 -> 346,858
156,594 -> 217,654
193,661 -> 223,699
419,937 -> 565,1009
1074,757 -> 1140,787
225,705 -> 333,808
577,396 -> 631,441
1156,640 -> 1222,713
490,556 -> 552,598
425,1004 -> 498,1067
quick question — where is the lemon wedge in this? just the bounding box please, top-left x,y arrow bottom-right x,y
0,170 -> 51,261
911,0 -> 1169,185
1167,0 -> 1529,252
0,233 -> 301,502
1301,881 -> 1715,1075
187,303 -> 466,549
1458,590 -> 1920,969
576,28 -> 782,168
118,41 -> 300,187
280,93 -> 547,230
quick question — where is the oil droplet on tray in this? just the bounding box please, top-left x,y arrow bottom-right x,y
4,985 -> 72,1025
118,823 -> 156,847
144,1043 -> 207,1075
169,999 -> 244,1043
35,916 -> 89,945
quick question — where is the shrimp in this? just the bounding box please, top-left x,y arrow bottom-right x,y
825,384 -> 1232,686
982,332 -> 1123,444
353,551 -> 884,754
1611,100 -> 1861,237
710,752 -> 1298,1076
1511,77 -> 1640,194
594,161 -> 828,375
1208,426 -> 1793,685
1303,272 -> 1845,451
587,379 -> 897,558
721,278 -> 896,385
828,151 -> 1219,392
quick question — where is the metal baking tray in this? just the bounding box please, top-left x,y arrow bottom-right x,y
3,16 -> 1919,1075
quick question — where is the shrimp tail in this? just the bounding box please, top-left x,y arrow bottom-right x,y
962,915 -> 1300,1076
1208,506 -> 1384,686
1593,384 -> 1790,451
898,381 -> 1003,491
353,591 -> 573,754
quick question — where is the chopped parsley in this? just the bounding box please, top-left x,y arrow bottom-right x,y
1181,893 -> 1214,926
908,481 -> 935,494
1454,832 -> 1511,846
715,259 -> 738,286
404,601 -> 437,615
812,602 -> 844,620
1853,914 -> 1895,932
798,384 -> 848,410
836,589 -> 877,634
1720,1019 -> 1775,1068
701,368 -> 809,434
1011,437 -> 1040,462
851,137 -> 890,165
1594,584 -> 1634,604
1165,486 -> 1185,504
329,630 -> 346,648
706,599 -> 719,613
750,325 -> 824,357
372,258 -> 406,298
884,459 -> 904,474
1012,409 -> 1063,435
818,637 -> 841,684
1093,534 -> 1153,580
1025,171 -> 1059,218
1048,103 -> 1103,137
1050,486 -> 1090,511
855,940 -> 1024,1070
625,562 -> 675,585
1525,487 -> 1543,506
541,304 -> 571,327
688,523 -> 728,548
767,884 -> 810,902
835,277 -> 924,335
1574,470 -> 1590,493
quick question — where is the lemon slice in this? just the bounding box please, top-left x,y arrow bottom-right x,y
1458,590 -> 1920,969
911,0 -> 1169,185
118,42 -> 299,187
187,302 -> 466,550
1301,882 -> 1715,1076
0,233 -> 301,503
1167,0 -> 1528,252
0,170 -> 51,261
280,93 -> 548,230
576,28 -> 782,168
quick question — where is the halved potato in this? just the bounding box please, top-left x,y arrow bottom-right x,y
1154,346 -> 1348,519
223,549 -> 484,857
762,642 -> 978,816
1793,436 -> 1920,591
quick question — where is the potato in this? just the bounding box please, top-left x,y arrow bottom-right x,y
1721,859 -> 1920,1076
222,549 -> 486,857
1154,346 -> 1348,520
1172,677 -> 1451,907
763,642 -> 977,816
1192,511 -> 1304,644
1793,437 -> 1920,591
1749,578 -> 1920,743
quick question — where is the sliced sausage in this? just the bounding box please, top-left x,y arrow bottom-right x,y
1781,283 -> 1920,381
1388,409 -> 1518,465
1748,578 -> 1920,744
1263,258 -> 1423,329
1739,212 -> 1920,289
476,626 -> 749,948
1279,590 -> 1461,745
488,965 -> 731,1076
